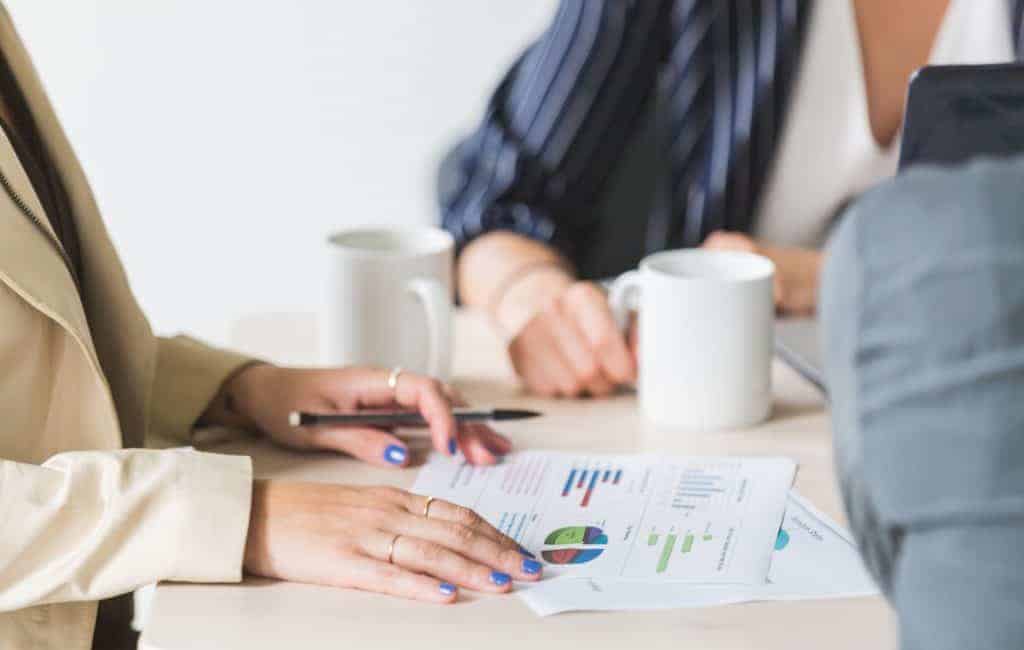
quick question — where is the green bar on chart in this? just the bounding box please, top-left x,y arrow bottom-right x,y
657,534 -> 677,573
681,533 -> 694,553
703,534 -> 713,541
648,533 -> 659,546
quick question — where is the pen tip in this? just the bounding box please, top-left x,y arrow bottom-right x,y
493,409 -> 543,420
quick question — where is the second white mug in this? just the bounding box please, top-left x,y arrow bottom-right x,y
322,226 -> 453,380
608,249 -> 775,431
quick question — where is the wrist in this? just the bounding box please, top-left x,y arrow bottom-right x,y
222,363 -> 276,430
493,265 -> 574,338
244,479 -> 271,576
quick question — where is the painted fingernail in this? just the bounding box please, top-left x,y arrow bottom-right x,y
448,438 -> 458,455
439,582 -> 457,597
521,558 -> 542,575
383,445 -> 407,465
518,546 -> 536,558
490,571 -> 511,586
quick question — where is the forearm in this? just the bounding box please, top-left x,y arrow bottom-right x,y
458,231 -> 575,334
0,449 -> 251,611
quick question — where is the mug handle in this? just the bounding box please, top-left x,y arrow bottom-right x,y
607,270 -> 642,332
407,277 -> 452,379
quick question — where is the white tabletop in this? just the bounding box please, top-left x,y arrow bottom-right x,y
140,311 -> 896,650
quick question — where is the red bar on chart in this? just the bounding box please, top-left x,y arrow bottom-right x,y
580,470 -> 600,507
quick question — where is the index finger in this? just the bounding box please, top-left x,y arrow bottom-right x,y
344,369 -> 458,456
567,289 -> 636,384
418,496 -> 518,550
392,373 -> 457,457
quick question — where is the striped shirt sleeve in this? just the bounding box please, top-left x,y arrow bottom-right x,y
439,0 -> 671,266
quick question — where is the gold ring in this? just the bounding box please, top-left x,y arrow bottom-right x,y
386,366 -> 404,395
422,496 -> 435,518
386,533 -> 400,564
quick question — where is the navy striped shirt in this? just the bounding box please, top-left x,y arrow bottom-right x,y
441,0 -> 1024,268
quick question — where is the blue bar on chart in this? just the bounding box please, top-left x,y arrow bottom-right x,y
561,469 -> 577,497
673,468 -> 729,504
561,466 -> 625,506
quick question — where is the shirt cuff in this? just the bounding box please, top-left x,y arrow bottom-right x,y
171,450 -> 253,583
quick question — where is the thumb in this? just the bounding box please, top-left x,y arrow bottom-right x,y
307,426 -> 410,468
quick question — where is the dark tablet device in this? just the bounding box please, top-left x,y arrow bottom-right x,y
899,63 -> 1024,171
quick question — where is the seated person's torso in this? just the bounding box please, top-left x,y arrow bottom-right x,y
753,0 -> 1013,249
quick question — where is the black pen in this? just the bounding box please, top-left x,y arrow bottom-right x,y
288,408 -> 542,428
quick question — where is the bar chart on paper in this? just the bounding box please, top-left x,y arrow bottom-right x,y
411,451 -> 795,584
646,520 -> 724,574
560,465 -> 626,507
670,462 -> 743,510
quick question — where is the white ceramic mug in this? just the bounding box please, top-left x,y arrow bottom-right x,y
323,226 -> 453,380
608,249 -> 775,431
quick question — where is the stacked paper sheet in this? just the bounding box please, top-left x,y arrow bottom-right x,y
517,490 -> 879,615
412,451 -> 877,616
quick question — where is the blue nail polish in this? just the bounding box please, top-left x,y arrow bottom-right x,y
518,546 -> 536,559
490,571 -> 511,586
439,582 -> 457,596
522,558 -> 542,575
448,438 -> 458,455
383,445 -> 407,465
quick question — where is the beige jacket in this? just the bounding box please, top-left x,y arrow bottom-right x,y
0,6 -> 255,649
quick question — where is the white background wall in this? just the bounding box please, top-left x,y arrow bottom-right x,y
5,1 -> 555,357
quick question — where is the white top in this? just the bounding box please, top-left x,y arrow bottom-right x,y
754,0 -> 1015,248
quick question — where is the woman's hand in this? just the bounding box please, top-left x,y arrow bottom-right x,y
504,277 -> 637,398
223,366 -> 512,467
244,480 -> 542,603
702,231 -> 822,315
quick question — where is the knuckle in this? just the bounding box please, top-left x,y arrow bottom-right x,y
564,281 -> 599,304
370,485 -> 403,501
424,379 -> 448,402
594,326 -> 621,352
455,506 -> 483,528
588,381 -> 613,397
578,361 -> 601,385
535,383 -> 558,398
562,379 -> 584,396
412,539 -> 445,564
539,293 -> 562,316
500,547 -> 522,566
445,522 -> 476,547
374,563 -> 403,581
361,508 -> 392,529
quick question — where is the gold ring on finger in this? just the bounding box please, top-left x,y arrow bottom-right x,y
386,366 -> 404,396
386,533 -> 400,564
422,496 -> 435,519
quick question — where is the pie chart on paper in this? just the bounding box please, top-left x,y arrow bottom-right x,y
541,526 -> 608,565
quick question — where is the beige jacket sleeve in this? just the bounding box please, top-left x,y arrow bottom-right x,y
0,448 -> 251,611
0,285 -> 255,612
150,335 -> 257,443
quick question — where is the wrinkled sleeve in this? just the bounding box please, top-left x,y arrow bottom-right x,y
0,448 -> 252,611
